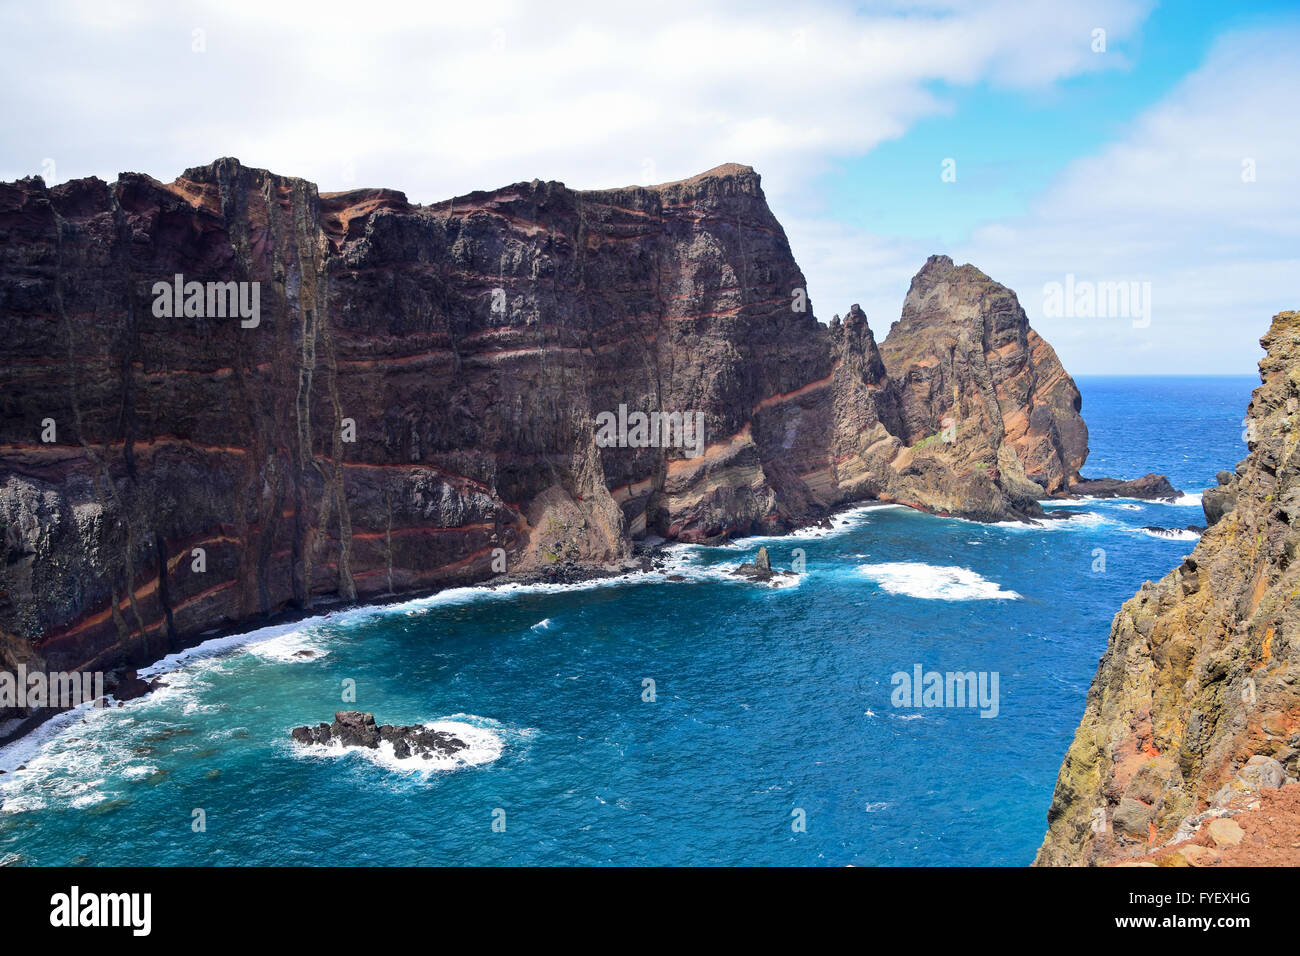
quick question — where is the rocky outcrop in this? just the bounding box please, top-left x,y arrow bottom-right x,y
1203,470 -> 1239,526
729,544 -> 795,584
874,256 -> 1089,520
290,710 -> 468,761
0,158 -> 1091,709
1035,311 -> 1300,866
1069,473 -> 1182,501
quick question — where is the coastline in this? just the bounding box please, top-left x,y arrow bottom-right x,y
0,498 -> 896,757
0,482 -> 1195,758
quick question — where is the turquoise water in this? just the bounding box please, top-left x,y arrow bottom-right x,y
0,376 -> 1258,866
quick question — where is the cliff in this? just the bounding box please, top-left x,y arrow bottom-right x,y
1036,311 -> 1300,866
0,158 -> 1087,705
875,256 -> 1087,519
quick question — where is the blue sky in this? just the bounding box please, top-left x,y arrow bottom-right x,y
2,0 -> 1297,375
820,1 -> 1299,244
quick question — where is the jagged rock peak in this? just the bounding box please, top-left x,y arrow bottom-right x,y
877,255 -> 1088,497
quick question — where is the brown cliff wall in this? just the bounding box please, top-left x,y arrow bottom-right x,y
0,158 -> 1087,699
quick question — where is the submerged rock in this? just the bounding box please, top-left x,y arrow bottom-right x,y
291,711 -> 468,761
112,670 -> 165,702
1140,525 -> 1203,537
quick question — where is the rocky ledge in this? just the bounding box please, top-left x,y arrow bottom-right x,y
291,711 -> 468,761
1068,473 -> 1183,500
1036,311 -> 1300,867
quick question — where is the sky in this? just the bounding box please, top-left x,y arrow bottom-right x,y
2,0 -> 1296,374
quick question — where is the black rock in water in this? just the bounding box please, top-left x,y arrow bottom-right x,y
1068,473 -> 1182,500
1203,470 -> 1239,526
291,711 -> 469,761
731,545 -> 794,583
1140,525 -> 1201,538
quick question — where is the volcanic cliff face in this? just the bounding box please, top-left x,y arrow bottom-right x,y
875,256 -> 1087,520
1036,311 -> 1300,866
0,158 -> 1086,695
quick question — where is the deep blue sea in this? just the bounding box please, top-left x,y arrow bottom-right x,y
0,376 -> 1258,866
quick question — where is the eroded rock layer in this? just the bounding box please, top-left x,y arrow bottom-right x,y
1036,311 -> 1300,866
0,159 -> 1087,694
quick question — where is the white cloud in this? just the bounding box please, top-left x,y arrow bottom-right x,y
789,25 -> 1300,376
12,0 -> 1286,376
952,26 -> 1300,374
1,0 -> 1148,204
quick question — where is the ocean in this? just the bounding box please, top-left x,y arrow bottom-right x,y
0,376 -> 1259,866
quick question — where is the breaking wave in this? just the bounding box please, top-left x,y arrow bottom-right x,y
856,562 -> 1021,600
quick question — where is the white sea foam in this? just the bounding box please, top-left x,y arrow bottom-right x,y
244,630 -> 331,663
703,503 -> 906,548
989,510 -> 1114,532
0,704 -> 99,774
761,572 -> 804,590
1067,491 -> 1202,507
136,619 -> 328,682
1135,527 -> 1201,541
857,562 -> 1020,600
657,552 -> 805,589
0,704 -> 135,812
531,618 -> 554,631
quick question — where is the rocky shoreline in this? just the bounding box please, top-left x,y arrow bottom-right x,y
0,482 -> 1183,750
1036,311 -> 1300,867
0,503 -> 829,747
